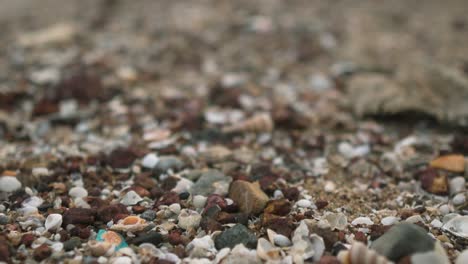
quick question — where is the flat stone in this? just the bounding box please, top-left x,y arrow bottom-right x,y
229,180 -> 268,215
63,237 -> 82,251
153,156 -> 184,175
214,224 -> 257,250
190,170 -> 232,196
0,176 -> 22,192
371,223 -> 435,262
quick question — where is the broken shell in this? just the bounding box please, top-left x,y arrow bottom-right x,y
111,216 -> 148,232
87,240 -> 115,257
44,214 -> 62,231
257,238 -> 282,261
430,154 -> 465,173
323,212 -> 348,230
267,229 -> 292,247
178,209 -> 202,230
337,242 -> 393,264
222,113 -> 273,134
291,221 -> 325,263
442,215 -> 468,240
96,229 -> 128,250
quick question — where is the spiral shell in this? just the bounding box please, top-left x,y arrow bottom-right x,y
337,242 -> 394,264
222,113 -> 273,133
111,215 -> 148,232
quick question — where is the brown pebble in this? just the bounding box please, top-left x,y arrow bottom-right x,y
20,233 -> 35,247
155,191 -> 180,207
229,180 -> 269,215
33,244 -> 52,261
430,154 -> 465,172
264,199 -> 291,216
282,187 -> 300,201
132,205 -> 146,214
97,204 -> 128,223
315,199 -> 329,210
354,231 -> 367,244
419,168 -> 449,195
0,240 -> 11,263
62,208 -> 96,226
318,255 -> 341,264
262,214 -> 294,237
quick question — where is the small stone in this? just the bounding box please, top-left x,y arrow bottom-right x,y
453,193 -> 466,205
0,215 -> 9,225
193,195 -> 207,209
0,240 -> 11,262
371,223 -> 435,262
63,208 -> 96,226
420,169 -> 449,195
141,153 -> 159,169
32,167 -> 49,177
153,156 -> 184,175
282,187 -> 300,201
229,180 -> 269,215
128,231 -> 163,246
121,190 -> 143,206
97,204 -> 129,223
22,196 -> 44,208
214,224 -> 258,250
63,237 -> 82,251
430,154 -> 465,172
430,219 -> 443,228
178,209 -> 202,230
318,255 -> 341,264
69,186 -> 88,198
264,199 -> 291,216
381,216 -> 399,226
45,214 -> 63,231
0,176 -> 22,192
351,217 -> 374,226
140,210 -> 157,221
21,233 -> 35,247
169,203 -> 181,215
191,170 -> 232,196
33,244 -> 52,261
179,192 -> 190,200
296,199 -> 312,208
449,177 -> 466,195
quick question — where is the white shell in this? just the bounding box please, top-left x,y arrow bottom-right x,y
323,212 -> 348,230
186,235 -> 216,258
178,209 -> 201,230
217,244 -> 258,264
193,195 -> 207,209
442,215 -> 468,239
111,216 -> 148,232
267,229 -> 292,247
337,242 -> 393,264
22,196 -> 44,208
0,176 -> 22,192
141,153 -> 159,169
69,186 -> 88,198
45,214 -> 63,231
291,221 -> 325,263
381,216 -> 399,226
257,238 -> 282,261
120,191 -> 143,206
88,240 -> 115,257
351,217 -> 374,226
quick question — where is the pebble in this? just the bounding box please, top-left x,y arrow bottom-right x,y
140,210 -> 157,221
178,209 -> 202,230
405,215 -> 424,224
430,219 -> 443,228
33,244 -> 52,261
296,199 -> 312,208
452,193 -> 466,205
0,176 -> 22,192
351,217 -> 374,226
190,170 -> 232,196
32,167 -> 49,177
214,224 -> 258,250
430,154 -> 465,172
193,195 -> 207,209
449,177 -> 466,195
169,203 -> 181,215
69,187 -> 88,198
381,216 -> 399,226
128,231 -> 163,246
153,156 -> 184,175
45,214 -> 63,231
63,237 -> 82,251
141,153 -> 159,169
371,223 -> 435,262
22,196 -> 44,208
0,215 -> 9,225
420,169 -> 449,195
229,180 -> 269,215
121,191 -> 143,206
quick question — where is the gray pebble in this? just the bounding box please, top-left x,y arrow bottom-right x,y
190,169 -> 232,196
63,237 -> 82,251
153,156 -> 184,176
140,210 -> 157,221
214,224 -> 257,250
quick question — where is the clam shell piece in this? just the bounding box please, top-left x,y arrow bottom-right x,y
96,229 -> 128,250
44,213 -> 63,231
442,215 -> 468,239
222,113 -> 273,134
337,242 -> 393,264
257,238 -> 283,261
111,216 -> 148,232
291,221 -> 325,263
87,240 -> 115,257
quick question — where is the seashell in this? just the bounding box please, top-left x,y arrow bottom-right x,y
96,229 -> 128,250
120,190 -> 143,206
337,242 -> 393,264
267,229 -> 292,247
22,196 -> 44,208
351,217 -> 374,226
222,113 -> 273,134
256,238 -> 283,261
111,216 -> 148,232
291,221 -> 325,263
45,214 -> 63,231
216,244 -> 258,264
442,215 -> 468,240
323,212 -> 348,230
186,235 -> 216,258
87,240 -> 115,257
178,209 -> 202,230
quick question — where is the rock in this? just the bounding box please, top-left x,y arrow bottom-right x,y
140,210 -> 157,221
45,214 -> 63,231
296,199 -> 313,208
69,186 -> 88,198
141,153 -> 159,169
264,199 -> 291,216
449,177 -> 466,195
62,208 -> 96,226
193,195 -> 207,209
419,169 -> 449,195
371,223 -> 435,262
17,23 -> 77,47
153,156 -> 184,175
453,193 -> 466,205
351,217 -> 374,226
214,224 -> 257,250
97,204 -> 129,223
191,170 -> 232,196
121,190 -> 143,206
381,216 -> 399,226
63,237 -> 82,251
178,209 -> 201,230
229,180 -> 269,215
128,231 -> 163,246
0,176 -> 22,192
430,154 -> 465,173
33,244 -> 52,261
0,240 -> 10,263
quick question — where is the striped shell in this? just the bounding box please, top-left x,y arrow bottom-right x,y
222,113 -> 273,133
337,242 -> 394,264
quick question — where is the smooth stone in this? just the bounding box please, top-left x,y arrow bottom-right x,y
120,191 -> 143,206
63,237 -> 82,251
153,156 -> 184,175
214,224 -> 258,250
45,214 -> 63,231
141,153 -> 159,169
381,216 -> 400,226
140,210 -> 156,221
351,217 -> 374,226
22,196 -> 44,208
430,219 -> 443,228
190,170 -> 232,196
0,215 -> 9,225
296,199 -> 312,208
371,223 -> 435,262
449,177 -> 466,195
229,180 -> 268,215
128,231 -> 163,246
32,167 -> 49,177
0,176 -> 22,192
69,187 -> 88,198
453,193 -> 466,205
193,195 -> 207,209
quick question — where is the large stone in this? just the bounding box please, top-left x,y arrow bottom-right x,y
214,224 -> 257,250
229,180 -> 269,215
190,170 -> 232,196
370,223 -> 435,262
